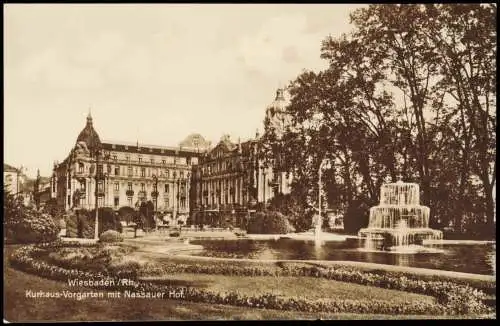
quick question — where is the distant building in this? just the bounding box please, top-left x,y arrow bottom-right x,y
3,164 -> 20,195
51,113 -> 207,219
263,88 -> 293,138
3,164 -> 31,205
32,170 -> 52,209
190,89 -> 293,228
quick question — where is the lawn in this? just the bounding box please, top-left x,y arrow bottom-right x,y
139,273 -> 436,304
4,245 -> 494,321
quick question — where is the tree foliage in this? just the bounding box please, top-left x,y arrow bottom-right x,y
260,4 -> 496,236
247,211 -> 295,235
4,190 -> 60,243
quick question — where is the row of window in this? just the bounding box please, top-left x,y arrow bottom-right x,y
78,163 -> 188,179
201,158 -> 242,175
76,181 -> 185,194
107,153 -> 192,166
202,195 -> 241,206
71,193 -> 187,209
118,197 -> 186,208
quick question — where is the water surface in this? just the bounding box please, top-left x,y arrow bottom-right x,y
189,238 -> 496,275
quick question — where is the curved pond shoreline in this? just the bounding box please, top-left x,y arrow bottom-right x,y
127,239 -> 495,283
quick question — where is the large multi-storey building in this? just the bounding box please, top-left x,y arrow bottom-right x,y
51,88 -> 293,227
190,88 -> 293,227
51,113 -> 209,219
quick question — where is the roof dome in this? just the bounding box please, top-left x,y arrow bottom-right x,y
266,88 -> 287,113
179,133 -> 210,151
76,112 -> 101,152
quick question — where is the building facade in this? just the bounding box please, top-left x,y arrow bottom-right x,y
4,164 -> 32,206
4,164 -> 20,195
51,88 -> 293,227
51,114 -> 208,219
190,88 -> 293,227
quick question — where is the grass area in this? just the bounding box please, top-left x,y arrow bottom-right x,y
140,273 -> 435,304
4,245 -> 495,321
5,262 -> 485,322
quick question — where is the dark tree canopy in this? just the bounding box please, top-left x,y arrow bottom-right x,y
259,4 -> 496,237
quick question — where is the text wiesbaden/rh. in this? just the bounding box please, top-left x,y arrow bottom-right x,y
67,278 -> 136,287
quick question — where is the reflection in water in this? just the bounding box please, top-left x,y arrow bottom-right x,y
488,244 -> 496,275
191,238 -> 495,275
393,254 -> 411,267
313,240 -> 326,259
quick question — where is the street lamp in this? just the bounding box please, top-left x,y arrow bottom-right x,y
152,174 -> 158,214
316,158 -> 330,237
186,171 -> 190,219
177,177 -> 181,214
91,150 -> 106,240
173,152 -> 178,221
260,165 -> 266,210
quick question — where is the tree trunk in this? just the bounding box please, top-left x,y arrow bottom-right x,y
481,175 -> 495,229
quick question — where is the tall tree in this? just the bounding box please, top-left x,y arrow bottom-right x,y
350,4 -> 443,207
423,4 -> 496,227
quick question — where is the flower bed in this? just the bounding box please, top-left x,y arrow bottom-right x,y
9,243 -> 494,316
143,260 -> 492,314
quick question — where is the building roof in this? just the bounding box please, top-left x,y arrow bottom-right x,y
101,141 -> 201,157
266,88 -> 288,113
200,135 -> 257,163
76,113 -> 102,152
4,164 -> 18,172
179,133 -> 211,151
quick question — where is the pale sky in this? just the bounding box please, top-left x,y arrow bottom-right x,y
4,4 -> 366,178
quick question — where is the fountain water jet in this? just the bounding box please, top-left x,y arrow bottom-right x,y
358,180 -> 443,252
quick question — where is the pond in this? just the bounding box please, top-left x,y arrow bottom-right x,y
189,238 -> 496,276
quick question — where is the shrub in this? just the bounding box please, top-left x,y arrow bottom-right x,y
42,198 -> 65,219
267,193 -> 309,232
118,206 -> 136,225
247,211 -> 295,234
4,190 -> 59,243
74,208 -> 123,238
99,230 -> 124,243
6,210 -> 60,244
97,208 -> 123,234
169,231 -> 180,237
108,257 -> 142,278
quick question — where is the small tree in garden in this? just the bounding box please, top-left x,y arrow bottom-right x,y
43,198 -> 64,219
146,200 -> 155,230
133,213 -> 145,238
267,193 -> 309,232
118,206 -> 135,225
4,189 -> 60,244
247,211 -> 295,234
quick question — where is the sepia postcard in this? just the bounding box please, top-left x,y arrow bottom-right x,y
3,3 -> 496,322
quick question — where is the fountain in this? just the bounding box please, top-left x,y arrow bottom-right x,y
358,180 -> 443,252
312,213 -> 322,242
